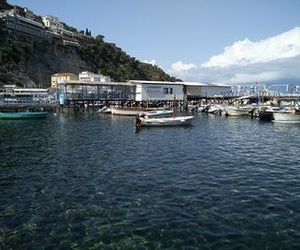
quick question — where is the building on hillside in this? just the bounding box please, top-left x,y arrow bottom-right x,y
0,6 -> 49,38
42,15 -> 64,30
42,15 -> 94,46
79,71 -> 111,83
51,73 -> 78,89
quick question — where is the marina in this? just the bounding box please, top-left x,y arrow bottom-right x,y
1,0 -> 300,248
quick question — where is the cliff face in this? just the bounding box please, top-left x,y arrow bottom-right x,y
16,39 -> 95,87
0,31 -> 96,87
0,24 -> 176,88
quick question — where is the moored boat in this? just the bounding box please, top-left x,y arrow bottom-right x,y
225,106 -> 253,116
111,106 -> 153,116
273,109 -> 300,123
140,110 -> 173,118
97,107 -> 112,114
0,111 -> 48,119
136,115 -> 194,127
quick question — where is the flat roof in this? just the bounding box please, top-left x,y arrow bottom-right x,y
59,80 -> 133,86
130,80 -> 231,87
130,80 -> 181,85
180,82 -> 231,87
59,80 -> 231,88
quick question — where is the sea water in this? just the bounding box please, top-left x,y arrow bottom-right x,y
1,113 -> 300,249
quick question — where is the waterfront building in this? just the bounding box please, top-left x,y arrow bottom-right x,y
184,82 -> 232,99
0,86 -> 53,104
130,80 -> 232,101
51,73 -> 78,89
130,80 -> 185,101
57,80 -> 135,102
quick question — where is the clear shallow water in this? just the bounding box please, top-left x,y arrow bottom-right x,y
1,113 -> 300,249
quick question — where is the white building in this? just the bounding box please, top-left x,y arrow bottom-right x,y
184,82 -> 232,98
24,8 -> 35,20
42,15 -> 64,30
79,71 -> 111,83
130,80 -> 231,101
130,80 -> 185,101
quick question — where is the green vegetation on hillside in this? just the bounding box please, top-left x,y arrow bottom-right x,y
79,36 -> 176,82
0,25 -> 177,87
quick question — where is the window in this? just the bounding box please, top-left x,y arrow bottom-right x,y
163,88 -> 169,94
169,88 -> 173,94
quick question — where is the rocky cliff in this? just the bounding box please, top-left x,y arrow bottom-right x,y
0,1 -> 177,88
0,32 -> 93,87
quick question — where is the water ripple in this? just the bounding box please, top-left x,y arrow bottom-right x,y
1,113 -> 300,248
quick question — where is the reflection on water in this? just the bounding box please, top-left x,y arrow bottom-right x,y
1,113 -> 300,249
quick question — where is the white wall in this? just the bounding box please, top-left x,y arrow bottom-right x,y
135,84 -> 184,101
186,86 -> 231,97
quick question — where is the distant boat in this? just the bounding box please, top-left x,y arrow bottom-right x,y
273,109 -> 300,123
225,106 -> 253,116
111,107 -> 153,116
136,115 -> 194,127
97,107 -> 112,114
207,104 -> 225,114
0,111 -> 48,119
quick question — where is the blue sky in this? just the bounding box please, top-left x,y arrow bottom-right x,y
8,0 -> 300,83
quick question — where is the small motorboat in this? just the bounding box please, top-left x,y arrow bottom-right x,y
136,115 -> 194,127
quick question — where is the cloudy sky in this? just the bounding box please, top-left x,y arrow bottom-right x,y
9,0 -> 300,84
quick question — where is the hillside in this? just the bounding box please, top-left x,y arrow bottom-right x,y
0,1 -> 177,88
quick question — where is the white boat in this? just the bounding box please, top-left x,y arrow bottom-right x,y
140,110 -> 173,118
273,109 -> 300,123
111,106 -> 153,116
207,104 -> 226,114
225,106 -> 253,116
136,116 -> 194,127
97,107 -> 112,114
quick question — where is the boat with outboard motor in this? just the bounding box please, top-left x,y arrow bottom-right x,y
136,114 -> 194,127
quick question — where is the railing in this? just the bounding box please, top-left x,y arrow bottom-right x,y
64,92 -> 133,101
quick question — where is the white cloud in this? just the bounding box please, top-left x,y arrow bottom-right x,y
171,61 -> 197,72
142,59 -> 157,66
168,27 -> 300,84
228,71 -> 283,83
202,27 -> 300,68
